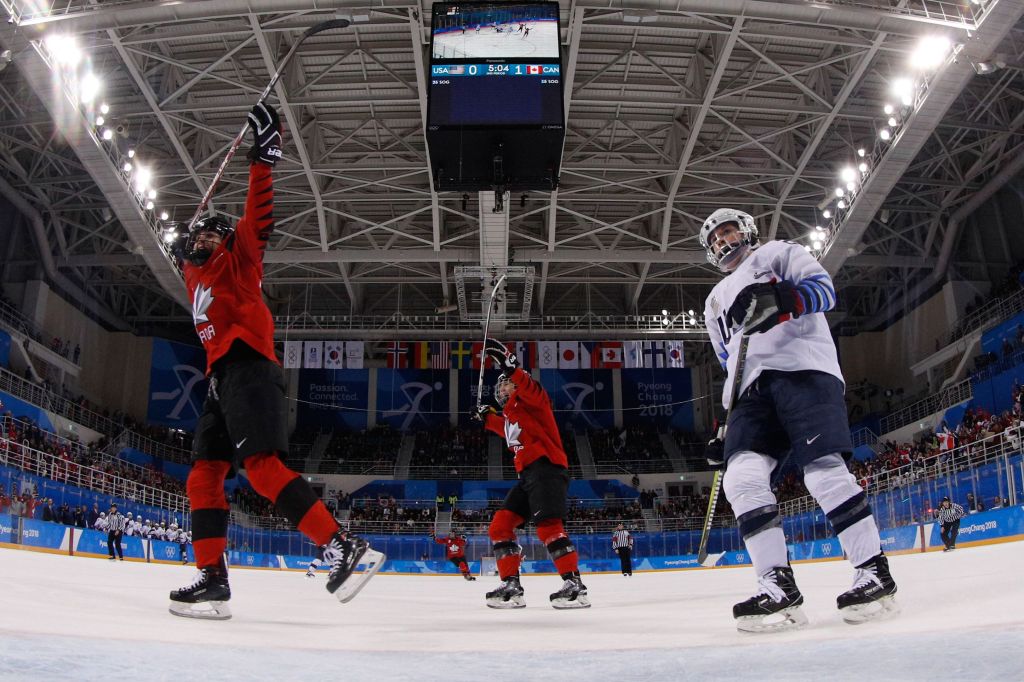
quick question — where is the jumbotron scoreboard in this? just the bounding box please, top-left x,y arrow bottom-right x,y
426,1 -> 565,191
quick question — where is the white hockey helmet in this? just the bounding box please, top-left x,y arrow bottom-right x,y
699,208 -> 759,270
170,523 -> 178,530
127,512 -> 133,518
99,512 -> 106,517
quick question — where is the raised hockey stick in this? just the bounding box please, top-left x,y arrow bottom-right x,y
184,18 -> 351,232
697,333 -> 750,566
477,273 -> 508,410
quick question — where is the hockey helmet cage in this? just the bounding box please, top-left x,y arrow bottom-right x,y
699,208 -> 759,270
184,215 -> 234,265
495,373 -> 514,407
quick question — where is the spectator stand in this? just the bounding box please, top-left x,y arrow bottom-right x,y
407,426 -> 489,480
317,425 -> 402,475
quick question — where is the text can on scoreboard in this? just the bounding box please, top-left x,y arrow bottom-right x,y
426,1 -> 565,191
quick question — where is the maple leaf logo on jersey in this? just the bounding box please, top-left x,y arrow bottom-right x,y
504,420 -> 522,448
192,284 -> 214,326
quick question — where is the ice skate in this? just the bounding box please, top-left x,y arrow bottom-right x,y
549,574 -> 591,609
323,530 -> 385,603
486,576 -> 525,609
733,566 -> 807,633
462,572 -> 477,581
305,566 -> 317,579
169,561 -> 232,620
837,554 -> 899,624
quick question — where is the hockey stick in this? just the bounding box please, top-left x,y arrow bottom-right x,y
476,273 -> 508,410
697,333 -> 750,566
184,18 -> 351,232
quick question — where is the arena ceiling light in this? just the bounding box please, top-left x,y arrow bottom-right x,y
78,72 -> 101,104
133,166 -> 151,192
879,128 -> 892,141
840,167 -> 857,184
910,36 -> 951,71
99,103 -> 109,115
160,211 -> 169,221
890,77 -> 915,106
45,34 -> 81,67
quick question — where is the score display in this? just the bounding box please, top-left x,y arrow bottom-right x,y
427,1 -> 564,190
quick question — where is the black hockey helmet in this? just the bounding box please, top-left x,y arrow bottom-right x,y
184,215 -> 234,265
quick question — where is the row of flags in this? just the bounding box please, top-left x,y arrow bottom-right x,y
282,340 -> 684,370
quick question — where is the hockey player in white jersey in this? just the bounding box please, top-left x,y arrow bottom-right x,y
124,512 -> 135,537
94,512 -> 107,531
700,208 -> 898,632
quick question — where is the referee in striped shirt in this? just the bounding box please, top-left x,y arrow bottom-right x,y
612,524 -> 633,576
106,503 -> 126,561
935,497 -> 965,552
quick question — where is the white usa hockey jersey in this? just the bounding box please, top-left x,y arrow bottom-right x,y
704,240 -> 843,409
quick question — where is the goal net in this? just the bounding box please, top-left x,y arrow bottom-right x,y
479,555 -> 498,577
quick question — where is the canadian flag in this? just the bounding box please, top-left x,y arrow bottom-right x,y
594,342 -> 624,368
528,65 -> 541,75
558,341 -> 579,369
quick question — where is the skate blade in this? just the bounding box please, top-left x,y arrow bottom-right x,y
551,594 -> 591,610
736,606 -> 808,633
333,549 -> 385,604
168,600 -> 232,621
841,596 -> 900,625
486,595 -> 526,609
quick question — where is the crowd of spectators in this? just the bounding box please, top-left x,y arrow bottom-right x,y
410,427 -> 488,478
347,495 -> 436,534
590,425 -> 672,471
318,426 -> 402,474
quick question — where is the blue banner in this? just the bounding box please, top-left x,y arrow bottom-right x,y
928,505 -> 1024,547
147,338 -> 207,431
539,369 -> 614,429
376,369 -> 450,430
0,390 -> 53,430
0,513 -> 12,542
980,312 -> 1024,355
151,538 -> 193,564
19,518 -> 67,551
228,550 -> 279,569
296,369 -> 369,430
0,329 -> 10,368
620,368 -> 694,429
74,527 -> 146,559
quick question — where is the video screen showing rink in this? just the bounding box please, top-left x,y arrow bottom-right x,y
1,541 -> 1021,680
431,2 -> 560,60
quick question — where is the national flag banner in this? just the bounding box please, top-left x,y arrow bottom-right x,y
344,341 -> 364,369
283,340 -> 302,369
431,341 -> 450,369
304,341 -> 324,369
643,341 -> 666,368
558,341 -> 580,369
515,341 -> 532,370
471,341 -> 485,370
324,341 -> 344,369
386,341 -> 409,369
538,341 -> 558,368
624,341 -> 643,368
666,340 -> 685,368
450,341 -> 473,369
578,341 -> 593,369
412,341 -> 431,369
594,341 -> 624,368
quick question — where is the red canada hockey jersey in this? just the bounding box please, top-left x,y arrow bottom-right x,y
435,534 -> 466,558
483,368 -> 568,473
183,163 -> 278,373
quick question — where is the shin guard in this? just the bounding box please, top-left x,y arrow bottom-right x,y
538,519 -> 578,577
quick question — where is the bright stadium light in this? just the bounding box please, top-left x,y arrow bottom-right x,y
834,187 -> 845,197
804,245 -> 812,252
100,103 -> 109,115
79,72 -> 101,104
127,148 -> 135,158
146,200 -> 155,210
883,103 -> 895,115
45,35 -> 82,67
147,189 -> 157,200
846,181 -> 857,192
160,211 -> 169,221
101,128 -> 113,141
858,162 -> 868,173
122,162 -> 132,172
857,148 -> 866,157
891,77 -> 915,106
837,200 -> 847,209
163,229 -> 177,243
910,36 -> 951,71
95,115 -> 104,127
888,116 -> 898,128
840,167 -> 857,183
880,128 -> 892,141
134,166 -> 151,192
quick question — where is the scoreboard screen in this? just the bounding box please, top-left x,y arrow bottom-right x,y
428,2 -> 563,129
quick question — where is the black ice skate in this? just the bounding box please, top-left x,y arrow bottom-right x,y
323,530 -> 385,603
837,553 -> 899,624
463,572 -> 477,581
486,576 -> 526,609
168,561 -> 232,620
733,566 -> 807,633
549,574 -> 591,609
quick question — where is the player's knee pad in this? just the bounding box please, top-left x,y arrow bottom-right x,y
723,451 -> 780,541
537,519 -> 575,559
243,451 -> 298,501
488,509 -> 523,541
492,540 -> 523,560
186,460 -> 231,509
804,453 -> 871,533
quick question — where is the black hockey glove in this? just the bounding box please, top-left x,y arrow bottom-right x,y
472,404 -> 496,423
484,338 -> 519,375
705,423 -> 727,470
727,280 -> 804,336
247,102 -> 283,166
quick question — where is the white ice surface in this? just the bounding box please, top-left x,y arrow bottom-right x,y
432,23 -> 560,60
0,542 -> 1022,681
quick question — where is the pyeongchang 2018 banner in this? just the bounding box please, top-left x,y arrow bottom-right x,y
147,339 -> 207,431
621,368 -> 694,430
376,369 -> 450,430
297,369 -> 369,430
539,369 -> 614,429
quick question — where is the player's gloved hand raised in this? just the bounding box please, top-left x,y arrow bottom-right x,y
247,102 -> 283,166
484,338 -> 518,375
472,404 -> 496,423
705,423 -> 727,470
727,279 -> 803,335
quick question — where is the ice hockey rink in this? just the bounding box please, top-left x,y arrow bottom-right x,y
1,541 -> 1021,681
431,22 -> 560,59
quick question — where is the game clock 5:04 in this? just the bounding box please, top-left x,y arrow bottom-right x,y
430,63 -> 560,77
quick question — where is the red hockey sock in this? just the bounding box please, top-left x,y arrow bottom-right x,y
489,509 -> 525,578
539,519 -> 579,576
186,460 -> 231,569
193,537 -> 227,568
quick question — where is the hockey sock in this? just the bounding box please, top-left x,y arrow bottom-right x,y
804,454 -> 881,566
723,451 -> 789,576
492,541 -> 522,578
244,452 -> 339,546
538,519 -> 578,577
187,460 -> 231,569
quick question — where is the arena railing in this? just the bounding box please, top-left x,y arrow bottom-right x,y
878,378 -> 972,435
946,287 -> 1024,346
970,345 -> 1024,385
0,438 -> 189,515
0,298 -> 51,347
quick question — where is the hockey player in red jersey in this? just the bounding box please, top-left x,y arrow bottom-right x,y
167,103 -> 383,620
473,338 -> 590,609
432,530 -> 476,581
